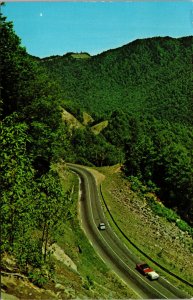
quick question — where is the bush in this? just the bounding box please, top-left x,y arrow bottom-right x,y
128,176 -> 143,192
28,267 -> 48,287
147,197 -> 193,237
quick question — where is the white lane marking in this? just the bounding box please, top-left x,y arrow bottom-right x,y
97,187 -> 134,255
84,172 -> 168,300
161,276 -> 189,295
83,175 -> 142,299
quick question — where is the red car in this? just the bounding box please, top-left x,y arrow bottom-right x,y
136,263 -> 159,280
136,263 -> 153,275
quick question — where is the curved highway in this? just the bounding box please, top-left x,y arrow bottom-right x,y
67,163 -> 191,299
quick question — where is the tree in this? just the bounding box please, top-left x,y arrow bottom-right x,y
35,170 -> 68,262
0,114 -> 38,267
0,13 -> 32,116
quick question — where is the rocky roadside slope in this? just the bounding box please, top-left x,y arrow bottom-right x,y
94,165 -> 193,295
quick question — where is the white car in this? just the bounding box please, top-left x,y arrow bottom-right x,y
147,271 -> 159,280
98,223 -> 106,230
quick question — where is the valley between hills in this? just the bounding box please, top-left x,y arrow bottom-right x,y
1,9 -> 193,299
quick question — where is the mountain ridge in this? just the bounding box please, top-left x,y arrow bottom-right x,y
42,35 -> 193,126
40,35 -> 192,60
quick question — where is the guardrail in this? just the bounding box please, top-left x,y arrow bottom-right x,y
100,184 -> 193,289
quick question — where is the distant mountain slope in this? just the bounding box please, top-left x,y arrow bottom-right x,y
42,36 -> 193,125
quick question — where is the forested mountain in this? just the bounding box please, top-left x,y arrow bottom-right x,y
42,37 -> 193,226
42,36 -> 193,125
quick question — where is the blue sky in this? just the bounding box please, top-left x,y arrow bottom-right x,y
2,2 -> 193,58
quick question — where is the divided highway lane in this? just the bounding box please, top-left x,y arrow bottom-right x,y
67,163 -> 190,299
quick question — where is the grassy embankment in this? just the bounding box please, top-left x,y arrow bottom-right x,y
89,165 -> 193,297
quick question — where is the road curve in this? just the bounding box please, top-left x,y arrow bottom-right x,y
67,163 -> 191,299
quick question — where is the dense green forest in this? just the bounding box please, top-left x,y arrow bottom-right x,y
1,7 -> 193,288
42,36 -> 193,226
0,11 -> 70,283
0,11 -> 121,284
42,36 -> 193,125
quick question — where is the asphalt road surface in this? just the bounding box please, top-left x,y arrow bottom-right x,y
67,163 -> 191,299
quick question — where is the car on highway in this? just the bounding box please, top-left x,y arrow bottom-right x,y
147,271 -> 160,280
98,222 -> 106,230
136,263 -> 159,280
